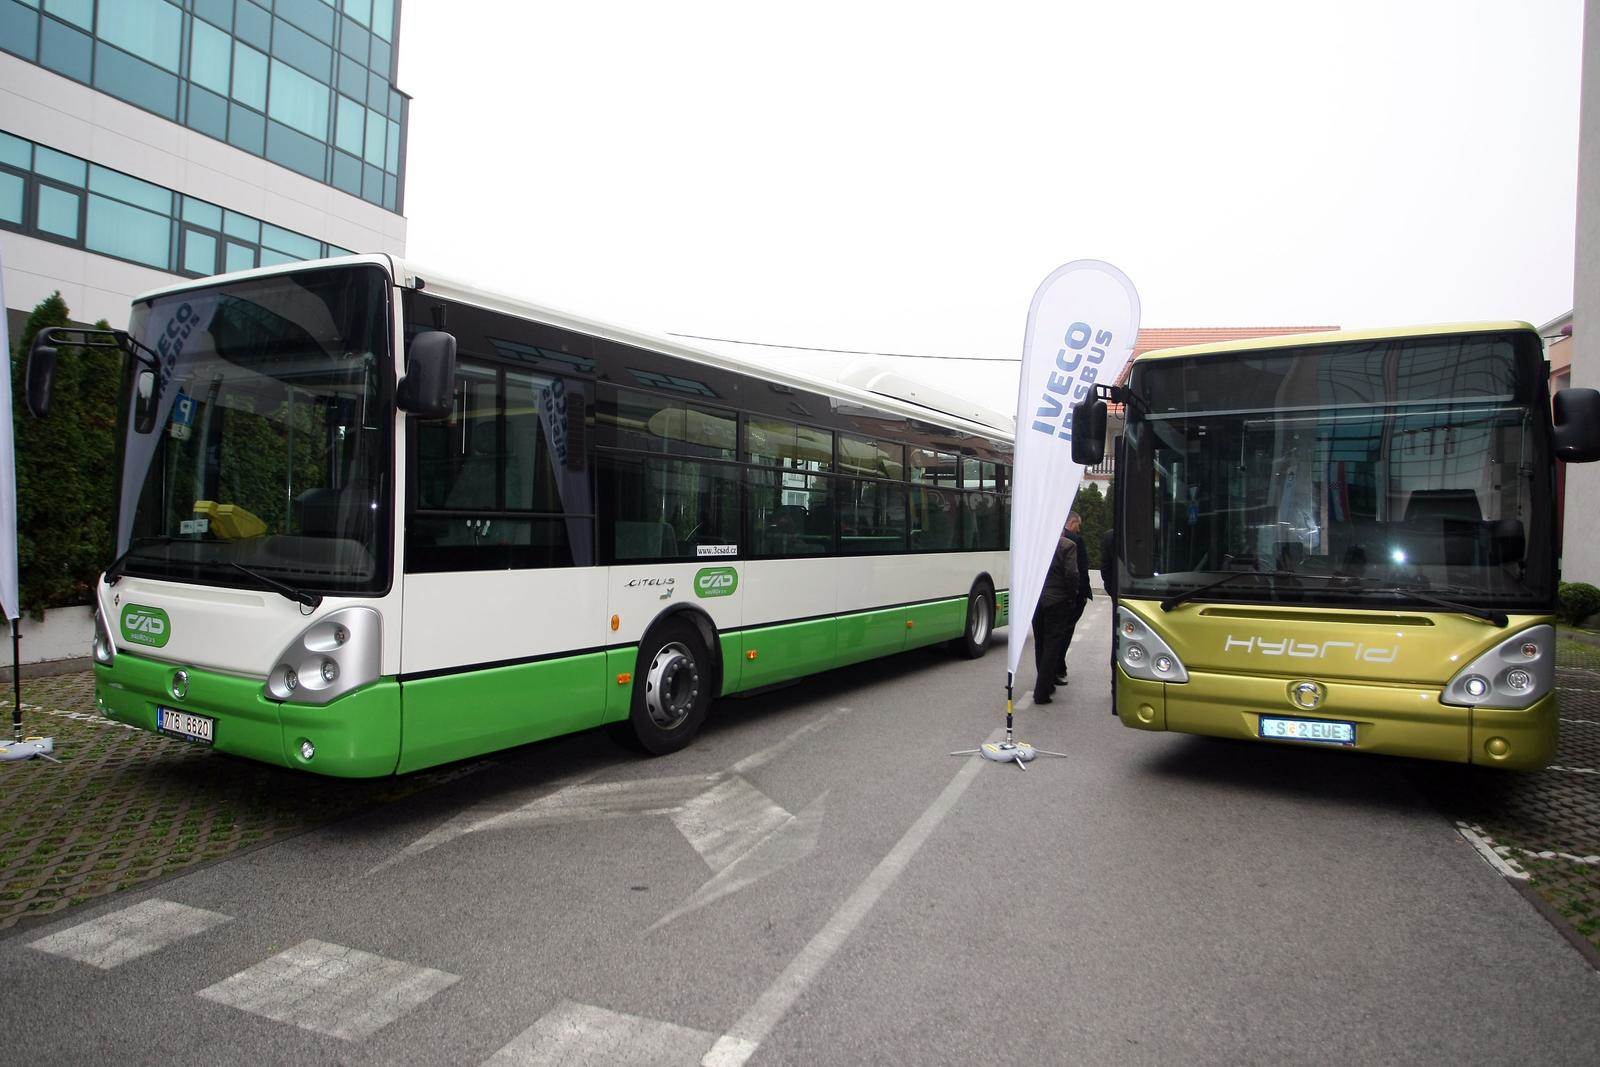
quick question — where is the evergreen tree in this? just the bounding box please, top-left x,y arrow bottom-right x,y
1074,482 -> 1108,568
10,294 -> 119,618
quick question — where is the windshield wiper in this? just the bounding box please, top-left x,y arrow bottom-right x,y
1347,582 -> 1507,626
229,562 -> 323,611
1160,570 -> 1307,612
105,536 -> 182,586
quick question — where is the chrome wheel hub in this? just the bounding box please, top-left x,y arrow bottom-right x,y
645,642 -> 700,730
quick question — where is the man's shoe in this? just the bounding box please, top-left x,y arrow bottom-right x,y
1034,694 -> 1053,705
1054,672 -> 1068,686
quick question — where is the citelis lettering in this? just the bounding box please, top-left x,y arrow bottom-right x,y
1223,634 -> 1398,664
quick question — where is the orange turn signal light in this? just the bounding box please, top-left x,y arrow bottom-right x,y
906,619 -> 915,629
610,614 -> 620,631
746,649 -> 758,660
617,672 -> 632,685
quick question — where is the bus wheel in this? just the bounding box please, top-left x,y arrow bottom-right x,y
953,584 -> 994,659
626,620 -> 712,755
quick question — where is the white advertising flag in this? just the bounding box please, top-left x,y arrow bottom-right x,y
1006,260 -> 1140,680
0,246 -> 17,622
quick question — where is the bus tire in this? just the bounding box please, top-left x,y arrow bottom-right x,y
623,619 -> 712,756
953,583 -> 995,659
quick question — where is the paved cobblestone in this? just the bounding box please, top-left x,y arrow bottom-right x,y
0,672 -> 484,931
1405,634 -> 1600,958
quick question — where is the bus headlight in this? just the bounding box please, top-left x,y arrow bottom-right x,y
93,607 -> 115,665
265,607 -> 380,705
1442,625 -> 1553,710
1115,606 -> 1189,683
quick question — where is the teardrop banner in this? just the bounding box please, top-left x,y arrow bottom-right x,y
1006,260 -> 1141,682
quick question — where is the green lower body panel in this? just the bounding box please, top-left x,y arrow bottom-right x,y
601,646 -> 641,724
903,598 -> 964,649
835,606 -> 910,668
996,589 -> 1010,629
95,652 -> 402,778
398,652 -> 608,773
739,617 -> 837,690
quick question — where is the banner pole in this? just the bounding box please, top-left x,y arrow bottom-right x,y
11,618 -> 20,741
1004,672 -> 1014,745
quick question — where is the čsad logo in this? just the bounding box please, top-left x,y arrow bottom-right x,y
694,567 -> 738,598
121,605 -> 172,647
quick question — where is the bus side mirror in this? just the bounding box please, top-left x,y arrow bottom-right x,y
397,331 -> 457,419
1071,399 -> 1107,466
25,336 -> 56,418
1554,387 -> 1600,462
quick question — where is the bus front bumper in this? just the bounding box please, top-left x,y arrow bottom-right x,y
1116,667 -> 1557,771
95,651 -> 401,778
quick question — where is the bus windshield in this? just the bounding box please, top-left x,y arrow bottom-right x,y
116,265 -> 391,594
1119,332 -> 1554,610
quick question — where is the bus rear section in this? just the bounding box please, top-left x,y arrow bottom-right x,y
1102,322 -> 1596,771
1112,599 -> 1555,769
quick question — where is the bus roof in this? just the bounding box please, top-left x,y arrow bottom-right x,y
1136,321 -> 1540,362
132,254 -> 1017,443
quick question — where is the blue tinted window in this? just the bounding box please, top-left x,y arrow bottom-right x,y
186,84 -> 228,140
344,0 -> 370,28
227,103 -> 265,153
0,170 -> 24,226
372,0 -> 393,41
39,16 -> 90,79
182,228 -> 217,275
95,42 -> 179,118
331,149 -> 360,195
223,210 -> 258,241
86,194 -> 169,268
97,0 -> 181,73
387,88 -> 402,121
362,105 -> 383,165
231,42 -> 267,108
336,55 -> 365,99
369,35 -> 390,78
266,119 -> 325,179
89,165 -> 170,213
34,145 -> 85,186
362,161 -> 380,202
37,184 -> 80,239
268,59 -> 329,139
261,223 -> 318,260
0,132 -> 29,169
193,0 -> 230,31
383,172 -> 395,211
385,118 -> 399,172
327,243 -> 353,257
189,19 -> 231,95
367,69 -> 386,108
0,3 -> 40,63
273,17 -> 331,80
224,240 -> 255,273
334,94 -> 363,155
277,0 -> 333,41
258,247 -> 294,267
43,0 -> 91,29
182,196 -> 222,229
233,0 -> 269,49
338,16 -> 367,61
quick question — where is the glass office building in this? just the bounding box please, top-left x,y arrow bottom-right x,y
0,0 -> 409,329
1,0 -> 406,211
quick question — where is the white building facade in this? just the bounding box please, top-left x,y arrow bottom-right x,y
1,0 -> 407,332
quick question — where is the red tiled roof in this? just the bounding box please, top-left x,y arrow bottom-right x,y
1114,326 -> 1339,387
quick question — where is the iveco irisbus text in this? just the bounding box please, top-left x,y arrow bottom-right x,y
25,256 -> 1014,776
1070,324 -> 1600,770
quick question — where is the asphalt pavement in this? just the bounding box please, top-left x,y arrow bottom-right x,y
4,597 -> 1598,1065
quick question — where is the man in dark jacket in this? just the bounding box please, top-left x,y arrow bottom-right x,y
1033,521 -> 1082,703
1053,512 -> 1093,686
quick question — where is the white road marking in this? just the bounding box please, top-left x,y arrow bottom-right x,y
731,705 -> 854,775
1560,717 -> 1600,726
671,776 -> 793,873
197,938 -> 458,1042
1457,824 -> 1531,881
701,734 -> 994,1067
652,790 -> 827,932
1517,848 -> 1600,866
1547,765 -> 1600,775
483,1000 -> 718,1066
29,898 -> 232,969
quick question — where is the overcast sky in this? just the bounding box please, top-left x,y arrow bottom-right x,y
398,1 -> 1584,411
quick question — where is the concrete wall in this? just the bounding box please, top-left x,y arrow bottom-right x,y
1566,0 -> 1600,583
0,53 -> 407,329
8,606 -> 92,666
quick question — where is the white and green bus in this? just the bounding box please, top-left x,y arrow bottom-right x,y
27,256 -> 1014,776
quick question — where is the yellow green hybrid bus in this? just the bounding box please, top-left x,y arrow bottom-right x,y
1072,323 -> 1600,770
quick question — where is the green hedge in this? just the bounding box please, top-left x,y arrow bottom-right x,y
1073,480 -> 1113,570
1559,582 -> 1600,627
9,293 -> 119,619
